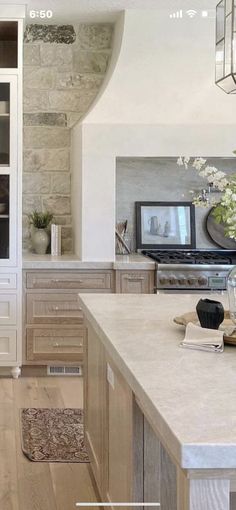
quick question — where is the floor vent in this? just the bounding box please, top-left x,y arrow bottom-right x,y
47,366 -> 83,376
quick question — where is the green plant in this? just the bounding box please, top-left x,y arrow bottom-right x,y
28,210 -> 54,229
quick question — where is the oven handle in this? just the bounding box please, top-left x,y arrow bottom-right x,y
154,288 -> 226,295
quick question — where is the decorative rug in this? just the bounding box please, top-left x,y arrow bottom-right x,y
20,408 -> 90,463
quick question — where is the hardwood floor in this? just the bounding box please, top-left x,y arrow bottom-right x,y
0,376 -> 98,510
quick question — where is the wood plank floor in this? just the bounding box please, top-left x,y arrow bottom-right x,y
0,376 -> 98,510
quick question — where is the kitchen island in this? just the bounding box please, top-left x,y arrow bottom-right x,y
79,292 -> 236,510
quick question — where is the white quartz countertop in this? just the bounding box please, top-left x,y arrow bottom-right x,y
22,253 -> 155,270
78,292 -> 236,470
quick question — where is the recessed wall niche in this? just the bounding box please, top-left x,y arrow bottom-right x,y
116,157 -> 236,250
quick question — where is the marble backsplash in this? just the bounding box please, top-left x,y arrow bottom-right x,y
116,157 -> 236,251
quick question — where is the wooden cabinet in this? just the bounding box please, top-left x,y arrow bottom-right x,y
26,327 -> 84,362
84,323 -> 133,506
26,271 -> 114,291
23,267 -> 155,366
23,269 -> 114,366
116,270 -> 154,294
84,324 -> 106,493
26,293 -> 83,325
84,321 -> 179,509
105,357 -> 133,506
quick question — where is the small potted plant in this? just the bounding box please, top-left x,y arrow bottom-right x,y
28,210 -> 54,254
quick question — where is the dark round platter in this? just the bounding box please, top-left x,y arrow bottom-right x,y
206,207 -> 236,249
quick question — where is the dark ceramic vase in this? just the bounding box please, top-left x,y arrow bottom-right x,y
196,298 -> 224,330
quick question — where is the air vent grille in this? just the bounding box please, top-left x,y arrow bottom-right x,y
47,366 -> 82,376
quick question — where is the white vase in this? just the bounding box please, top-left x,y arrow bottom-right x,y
32,228 -> 49,255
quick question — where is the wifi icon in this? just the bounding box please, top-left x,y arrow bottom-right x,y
186,9 -> 197,18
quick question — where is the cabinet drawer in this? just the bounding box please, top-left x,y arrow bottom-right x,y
0,274 -> 17,290
0,330 -> 16,361
117,271 -> 154,294
0,294 -> 17,325
26,271 -> 114,291
27,293 -> 83,325
26,328 -> 84,361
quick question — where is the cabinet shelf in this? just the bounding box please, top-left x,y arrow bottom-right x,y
0,215 -> 9,218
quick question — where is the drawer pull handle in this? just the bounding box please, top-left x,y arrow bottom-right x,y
52,306 -> 82,312
51,279 -> 83,284
126,276 -> 145,281
52,342 -> 81,348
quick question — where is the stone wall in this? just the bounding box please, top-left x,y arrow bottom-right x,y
23,23 -> 113,252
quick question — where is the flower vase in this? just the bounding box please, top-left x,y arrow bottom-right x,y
32,228 -> 49,255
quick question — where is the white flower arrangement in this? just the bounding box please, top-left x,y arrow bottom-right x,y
177,157 -> 236,241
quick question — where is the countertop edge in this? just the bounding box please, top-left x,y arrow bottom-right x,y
22,254 -> 156,270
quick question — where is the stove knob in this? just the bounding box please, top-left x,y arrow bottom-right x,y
188,275 -> 196,286
159,275 -> 168,285
178,275 -> 186,285
169,275 -> 177,285
198,276 -> 207,286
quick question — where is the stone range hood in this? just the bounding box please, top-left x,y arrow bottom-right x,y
71,9 -> 236,261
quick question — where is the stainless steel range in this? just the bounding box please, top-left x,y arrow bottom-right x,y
142,249 -> 236,292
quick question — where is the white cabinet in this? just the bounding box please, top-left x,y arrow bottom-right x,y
0,294 -> 16,325
0,330 -> 16,361
0,9 -> 25,377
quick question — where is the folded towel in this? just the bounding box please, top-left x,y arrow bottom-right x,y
180,322 -> 224,353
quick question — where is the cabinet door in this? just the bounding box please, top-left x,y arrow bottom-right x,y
0,273 -> 16,290
84,324 -> 106,495
105,357 -> 133,508
0,75 -> 17,266
116,271 -> 154,294
0,294 -> 16,325
0,329 -> 16,361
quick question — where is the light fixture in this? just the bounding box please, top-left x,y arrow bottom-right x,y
215,0 -> 236,93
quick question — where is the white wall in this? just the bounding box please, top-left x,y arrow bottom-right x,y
72,9 -> 236,261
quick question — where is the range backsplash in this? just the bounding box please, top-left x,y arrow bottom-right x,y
116,157 -> 236,251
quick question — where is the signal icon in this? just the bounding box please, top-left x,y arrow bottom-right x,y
169,10 -> 183,19
186,9 -> 197,18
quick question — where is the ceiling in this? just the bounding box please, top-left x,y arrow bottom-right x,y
3,0 -> 218,23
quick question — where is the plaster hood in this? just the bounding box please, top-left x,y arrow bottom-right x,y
72,9 -> 236,261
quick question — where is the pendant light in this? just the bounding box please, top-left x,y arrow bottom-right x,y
215,0 -> 236,93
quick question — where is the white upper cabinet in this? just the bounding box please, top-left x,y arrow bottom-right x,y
0,12 -> 24,267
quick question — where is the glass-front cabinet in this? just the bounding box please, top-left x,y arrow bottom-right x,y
0,6 -> 25,378
0,21 -> 18,68
0,75 -> 17,265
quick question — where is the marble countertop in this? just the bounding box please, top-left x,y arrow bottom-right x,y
79,292 -> 236,470
22,253 -> 155,270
